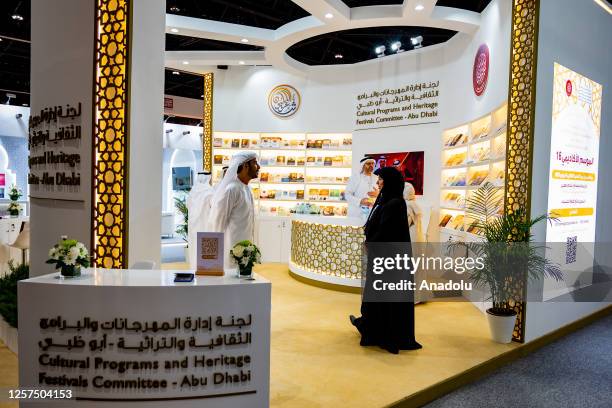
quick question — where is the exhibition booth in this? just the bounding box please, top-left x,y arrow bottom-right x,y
2,0 -> 610,407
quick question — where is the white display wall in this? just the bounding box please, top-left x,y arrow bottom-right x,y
180,0 -> 512,227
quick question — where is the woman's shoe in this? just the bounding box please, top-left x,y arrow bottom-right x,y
349,315 -> 357,326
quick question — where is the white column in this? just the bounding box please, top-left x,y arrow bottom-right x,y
29,0 -> 95,276
126,0 -> 165,267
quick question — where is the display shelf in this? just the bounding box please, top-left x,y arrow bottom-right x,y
213,131 -> 352,217
439,103 -> 508,241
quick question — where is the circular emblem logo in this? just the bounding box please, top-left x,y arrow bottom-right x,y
473,44 -> 490,96
566,80 -> 573,97
268,85 -> 301,118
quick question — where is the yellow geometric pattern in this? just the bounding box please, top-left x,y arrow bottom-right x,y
203,72 -> 214,173
504,0 -> 540,342
92,0 -> 130,269
291,220 -> 364,280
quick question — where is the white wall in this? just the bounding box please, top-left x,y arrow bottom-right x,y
190,0 -> 511,222
525,0 -> 612,342
127,0 -> 165,267
29,0 -> 94,276
0,105 -> 29,138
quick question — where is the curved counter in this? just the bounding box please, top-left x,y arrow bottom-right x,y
18,268 -> 270,408
289,215 -> 365,289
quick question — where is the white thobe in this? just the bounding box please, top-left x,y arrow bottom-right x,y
208,181 -> 255,270
345,173 -> 378,218
186,185 -> 214,269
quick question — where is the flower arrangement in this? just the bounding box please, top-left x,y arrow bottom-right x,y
8,185 -> 22,201
230,240 -> 261,278
7,202 -> 21,216
45,236 -> 90,277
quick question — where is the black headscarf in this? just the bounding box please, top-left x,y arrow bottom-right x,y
365,166 -> 405,227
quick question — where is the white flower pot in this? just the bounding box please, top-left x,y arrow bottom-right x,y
486,309 -> 517,343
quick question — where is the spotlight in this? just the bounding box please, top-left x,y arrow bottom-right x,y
241,38 -> 249,43
390,41 -> 403,53
165,129 -> 174,134
375,45 -> 386,57
16,113 -> 23,119
411,36 -> 423,49
201,94 -> 204,98
12,14 -> 24,21
324,13 -> 334,19
172,71 -> 180,75
5,93 -> 16,104
415,4 -> 425,11
169,6 -> 180,12
170,28 -> 179,33
182,131 -> 191,136
334,54 -> 343,59
21,104 -> 28,107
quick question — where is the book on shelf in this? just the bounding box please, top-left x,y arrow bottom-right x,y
445,133 -> 466,147
468,170 -> 488,186
449,215 -> 465,230
241,139 -> 250,148
439,214 -> 452,227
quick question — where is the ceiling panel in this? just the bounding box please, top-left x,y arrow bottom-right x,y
287,26 -> 457,66
166,33 -> 264,51
166,0 -> 310,30
340,0 -> 403,7
435,0 -> 493,13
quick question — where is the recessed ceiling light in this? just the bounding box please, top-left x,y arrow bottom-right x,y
170,28 -> 179,33
239,61 -> 246,65
12,14 -> 24,21
169,6 -> 180,12
334,54 -> 343,59
172,71 -> 180,75
324,13 -> 334,19
241,38 -> 249,43
182,61 -> 189,65
415,4 -> 425,11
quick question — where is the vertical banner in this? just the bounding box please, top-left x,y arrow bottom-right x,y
545,63 -> 602,296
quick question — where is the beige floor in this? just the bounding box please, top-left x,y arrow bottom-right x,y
0,263 -> 518,408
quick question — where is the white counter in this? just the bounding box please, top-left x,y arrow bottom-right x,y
18,268 -> 271,408
289,215 -> 365,288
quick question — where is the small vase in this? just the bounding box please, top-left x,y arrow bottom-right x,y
237,265 -> 253,279
60,265 -> 81,278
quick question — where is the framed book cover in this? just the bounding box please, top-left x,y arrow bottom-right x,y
196,232 -> 225,276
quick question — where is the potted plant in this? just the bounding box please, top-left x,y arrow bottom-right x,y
8,185 -> 22,202
45,236 -> 90,278
455,182 -> 562,343
7,202 -> 21,217
230,240 -> 261,278
174,196 -> 189,261
0,261 -> 28,353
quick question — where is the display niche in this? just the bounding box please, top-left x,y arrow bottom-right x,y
212,132 -> 352,217
439,103 -> 507,241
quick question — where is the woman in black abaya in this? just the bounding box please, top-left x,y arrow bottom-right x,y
350,166 -> 422,354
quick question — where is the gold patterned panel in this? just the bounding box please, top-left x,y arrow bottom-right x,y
92,0 -> 130,269
504,0 -> 540,342
202,72 -> 214,172
291,220 -> 364,280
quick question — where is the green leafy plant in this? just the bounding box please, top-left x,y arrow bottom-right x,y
453,182 -> 563,315
0,261 -> 29,328
7,202 -> 21,216
8,185 -> 22,201
174,196 -> 188,243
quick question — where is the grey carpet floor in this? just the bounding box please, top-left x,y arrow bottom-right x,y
424,313 -> 612,408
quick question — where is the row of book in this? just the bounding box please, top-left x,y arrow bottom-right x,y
258,189 -> 345,201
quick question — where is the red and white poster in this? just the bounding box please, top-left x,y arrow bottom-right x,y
366,151 -> 424,195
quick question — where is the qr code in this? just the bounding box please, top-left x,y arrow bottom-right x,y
565,235 -> 577,264
201,238 -> 218,260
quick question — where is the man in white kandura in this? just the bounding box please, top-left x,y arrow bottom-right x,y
345,156 -> 379,219
186,172 -> 214,269
208,151 -> 260,270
